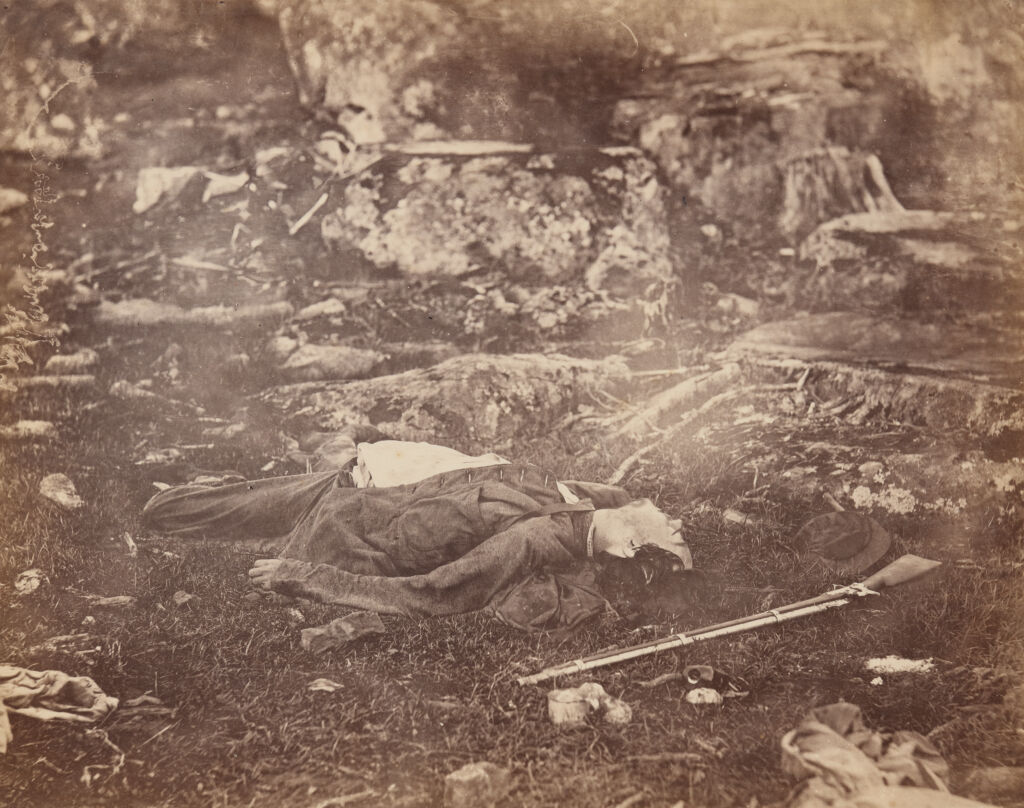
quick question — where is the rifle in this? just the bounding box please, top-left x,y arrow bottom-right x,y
516,554 -> 940,687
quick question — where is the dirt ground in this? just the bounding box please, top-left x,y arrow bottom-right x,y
2,6 -> 1023,808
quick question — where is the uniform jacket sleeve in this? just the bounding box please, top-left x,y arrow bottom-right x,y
268,513 -> 578,617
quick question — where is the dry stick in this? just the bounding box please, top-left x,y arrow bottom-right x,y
289,192 -> 329,236
171,256 -> 231,273
607,382 -> 796,485
612,793 -> 645,808
615,363 -> 741,439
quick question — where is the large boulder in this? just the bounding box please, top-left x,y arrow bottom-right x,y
320,147 -> 672,294
257,352 -> 629,446
610,34 -> 908,243
271,0 -> 640,144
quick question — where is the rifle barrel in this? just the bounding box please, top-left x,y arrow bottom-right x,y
517,598 -> 851,686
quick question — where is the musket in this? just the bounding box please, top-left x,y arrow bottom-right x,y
516,554 -> 941,686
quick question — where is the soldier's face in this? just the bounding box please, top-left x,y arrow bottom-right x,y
601,499 -> 689,565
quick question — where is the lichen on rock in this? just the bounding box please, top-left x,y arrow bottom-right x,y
320,149 -> 672,293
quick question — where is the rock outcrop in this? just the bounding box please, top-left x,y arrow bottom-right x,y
258,352 -> 629,446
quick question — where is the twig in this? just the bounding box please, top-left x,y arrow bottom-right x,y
628,752 -> 703,765
171,256 -> 231,273
289,192 -> 329,236
607,382 -> 796,485
81,729 -> 125,785
138,720 -> 179,748
612,793 -> 645,808
311,788 -> 376,808
615,364 -> 741,439
823,493 -> 845,512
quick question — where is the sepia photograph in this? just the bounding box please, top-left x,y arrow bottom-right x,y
1,1 -> 1022,806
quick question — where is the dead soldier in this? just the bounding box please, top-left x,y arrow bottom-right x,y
143,438 -> 695,631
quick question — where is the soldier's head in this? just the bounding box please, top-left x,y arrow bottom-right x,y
592,499 -> 692,568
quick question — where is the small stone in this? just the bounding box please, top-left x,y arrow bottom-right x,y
300,611 -> 386,653
45,348 -> 99,375
15,568 -> 46,596
685,688 -> 723,705
858,461 -> 885,479
0,187 -> 29,215
295,298 -> 346,320
39,473 -> 84,510
265,335 -> 298,362
88,595 -> 136,608
0,420 -> 57,440
172,590 -> 197,608
50,113 -> 75,132
307,678 -> 343,693
443,762 -> 511,808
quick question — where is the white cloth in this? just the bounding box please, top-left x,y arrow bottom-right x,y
0,665 -> 119,753
353,440 -> 579,503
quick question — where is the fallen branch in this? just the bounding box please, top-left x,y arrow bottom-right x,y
628,752 -> 703,764
1,374 -> 95,396
615,364 -> 741,439
608,382 -> 794,485
289,192 -> 329,236
171,256 -> 231,273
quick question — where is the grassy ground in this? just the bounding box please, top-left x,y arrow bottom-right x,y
2,357 -> 1022,806
2,8 -> 1023,807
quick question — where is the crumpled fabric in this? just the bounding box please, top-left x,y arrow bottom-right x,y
0,665 -> 119,753
781,702 -> 953,807
486,565 -> 608,634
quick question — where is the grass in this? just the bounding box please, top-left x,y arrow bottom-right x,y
2,358 -> 1023,807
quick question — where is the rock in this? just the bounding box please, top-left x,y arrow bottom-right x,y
294,298 -> 346,320
86,595 -> 136,609
44,348 -> 99,375
14,569 -> 45,596
132,166 -> 201,214
443,762 -> 511,808
171,590 -> 197,608
613,34 -> 906,242
49,113 -> 75,132
39,473 -> 84,510
300,611 -> 387,653
685,687 -> 723,705
265,335 -> 299,363
95,299 -> 293,329
961,766 -> 1024,805
307,678 -> 343,693
319,148 -> 671,294
0,421 -> 57,441
275,0 -> 631,144
716,293 -> 760,319
279,343 -> 384,382
259,352 -> 629,445
201,170 -> 249,203
726,312 -> 1024,387
0,188 -> 29,215
800,210 -> 983,269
